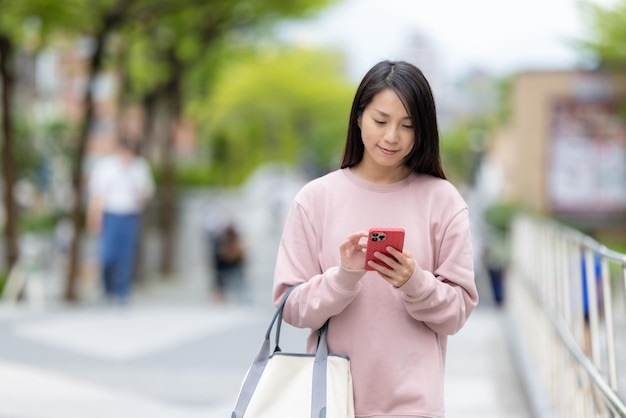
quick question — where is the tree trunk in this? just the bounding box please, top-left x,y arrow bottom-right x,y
64,31 -> 107,302
64,0 -> 131,301
127,90 -> 157,285
158,63 -> 182,277
157,104 -> 178,276
0,35 -> 19,272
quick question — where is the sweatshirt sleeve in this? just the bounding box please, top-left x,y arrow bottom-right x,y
398,207 -> 478,335
273,200 -> 365,331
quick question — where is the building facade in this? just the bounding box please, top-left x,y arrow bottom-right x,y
493,70 -> 626,232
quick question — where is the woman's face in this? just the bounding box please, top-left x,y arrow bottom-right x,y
357,88 -> 415,179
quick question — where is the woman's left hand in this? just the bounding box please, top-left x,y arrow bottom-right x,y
368,247 -> 416,288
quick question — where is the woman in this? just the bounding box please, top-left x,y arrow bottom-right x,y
87,137 -> 155,305
273,60 -> 478,417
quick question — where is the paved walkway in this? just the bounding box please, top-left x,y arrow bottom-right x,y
0,284 -> 532,418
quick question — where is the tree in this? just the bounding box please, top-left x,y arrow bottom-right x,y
62,0 -> 137,301
2,0 -> 338,299
0,30 -> 19,273
0,0 -> 78,274
57,0 -> 338,295
576,0 -> 626,69
433,72 -> 514,188
116,0 -> 337,276
189,48 -> 355,185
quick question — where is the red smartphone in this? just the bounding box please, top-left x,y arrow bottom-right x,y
364,228 -> 405,270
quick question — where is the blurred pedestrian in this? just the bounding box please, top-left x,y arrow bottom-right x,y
202,204 -> 227,301
484,247 -> 506,307
482,224 -> 509,307
273,60 -> 478,417
580,250 -> 603,354
213,222 -> 247,304
87,137 -> 155,305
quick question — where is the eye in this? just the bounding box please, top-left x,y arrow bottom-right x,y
402,124 -> 413,129
374,119 -> 386,125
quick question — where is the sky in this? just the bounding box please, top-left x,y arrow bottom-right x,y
279,0 -> 617,81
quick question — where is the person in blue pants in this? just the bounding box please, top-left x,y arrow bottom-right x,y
100,213 -> 141,302
87,137 -> 155,305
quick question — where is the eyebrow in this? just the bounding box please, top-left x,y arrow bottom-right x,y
373,108 -> 411,120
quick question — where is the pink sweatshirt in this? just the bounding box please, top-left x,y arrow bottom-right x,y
273,168 -> 478,418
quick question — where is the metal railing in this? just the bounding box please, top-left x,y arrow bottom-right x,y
508,215 -> 626,417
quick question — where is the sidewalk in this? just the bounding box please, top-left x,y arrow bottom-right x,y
0,289 -> 266,418
0,285 -> 531,418
446,305 -> 532,418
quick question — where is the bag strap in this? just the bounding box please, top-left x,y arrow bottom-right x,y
231,285 -> 330,418
276,287 -> 330,418
231,286 -> 300,417
312,321 -> 330,418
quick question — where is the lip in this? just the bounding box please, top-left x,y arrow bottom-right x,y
378,146 -> 398,155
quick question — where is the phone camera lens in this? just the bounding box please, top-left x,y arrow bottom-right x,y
371,232 -> 386,242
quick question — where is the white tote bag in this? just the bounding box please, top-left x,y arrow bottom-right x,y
231,286 -> 355,418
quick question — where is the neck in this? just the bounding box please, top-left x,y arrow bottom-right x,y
117,150 -> 134,163
350,164 -> 410,184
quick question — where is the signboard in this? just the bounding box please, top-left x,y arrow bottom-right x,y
548,97 -> 626,215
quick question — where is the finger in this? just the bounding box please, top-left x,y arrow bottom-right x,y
385,246 -> 400,259
376,250 -> 400,267
351,231 -> 368,244
370,257 -> 397,276
367,259 -> 392,276
350,238 -> 365,252
344,232 -> 367,250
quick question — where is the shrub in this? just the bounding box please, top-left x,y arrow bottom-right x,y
0,270 -> 8,297
484,201 -> 523,233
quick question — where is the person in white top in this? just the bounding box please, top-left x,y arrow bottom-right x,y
87,137 -> 155,304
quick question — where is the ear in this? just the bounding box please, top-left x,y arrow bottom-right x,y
357,115 -> 362,129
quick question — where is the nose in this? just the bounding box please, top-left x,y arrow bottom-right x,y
383,126 -> 400,143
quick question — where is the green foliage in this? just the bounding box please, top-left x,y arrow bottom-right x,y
440,123 -> 488,186
0,270 -> 7,297
118,0 -> 338,101
188,47 -> 354,186
575,0 -> 626,68
439,74 -> 511,187
174,164 -> 215,187
0,0 -> 84,46
606,241 -> 626,254
12,118 -> 41,180
153,164 -> 226,188
19,211 -> 63,233
484,201 -> 524,233
593,232 -> 626,254
10,116 -> 73,181
440,126 -> 470,186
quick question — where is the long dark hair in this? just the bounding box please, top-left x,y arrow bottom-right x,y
340,60 -> 446,179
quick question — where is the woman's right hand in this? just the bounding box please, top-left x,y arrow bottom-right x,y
339,231 -> 368,271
